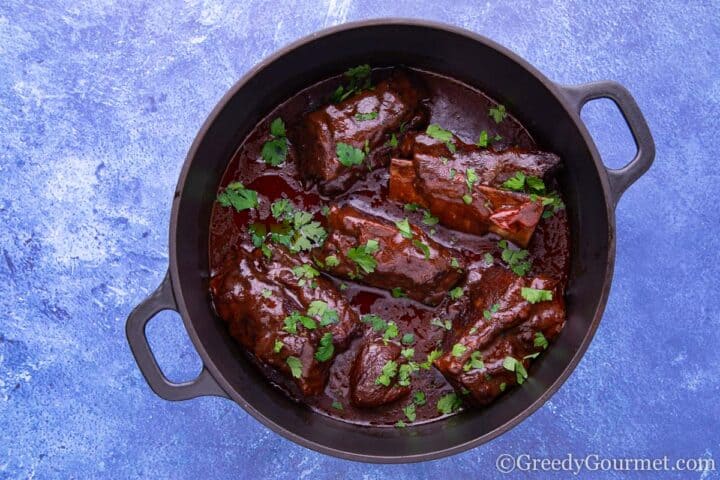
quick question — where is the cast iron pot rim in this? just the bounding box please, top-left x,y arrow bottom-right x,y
169,18 -> 618,463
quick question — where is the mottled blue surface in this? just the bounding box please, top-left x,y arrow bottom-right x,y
1,1 -> 718,478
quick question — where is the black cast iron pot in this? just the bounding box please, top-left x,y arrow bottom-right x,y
126,19 -> 654,463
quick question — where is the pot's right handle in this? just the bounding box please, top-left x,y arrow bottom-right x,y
126,272 -> 228,401
559,81 -> 655,205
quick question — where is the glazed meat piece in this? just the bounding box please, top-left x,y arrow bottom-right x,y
209,247 -> 360,396
314,205 -> 464,305
350,340 -> 411,408
434,266 -> 565,406
293,70 -> 428,195
389,132 -> 561,246
398,132 -> 561,187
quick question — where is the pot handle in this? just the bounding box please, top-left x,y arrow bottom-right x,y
559,81 -> 655,205
126,272 -> 228,400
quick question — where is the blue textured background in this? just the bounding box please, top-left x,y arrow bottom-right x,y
1,1 -> 718,478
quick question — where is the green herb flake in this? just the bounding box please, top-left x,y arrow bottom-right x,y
449,286 -> 464,300
324,254 -> 340,267
431,317 -> 452,330
412,239 -> 431,260
463,351 -> 484,372
451,343 -> 467,357
465,168 -> 478,192
391,287 -> 406,298
286,356 -> 303,378
400,348 -> 415,359
273,339 -> 283,353
488,104 -> 507,123
361,314 -> 387,332
314,332 -> 335,362
498,240 -> 532,276
503,356 -> 529,384
426,123 -> 456,153
270,199 -> 293,220
262,289 -> 272,299
307,300 -> 339,326
261,117 -> 289,166
401,333 -> 415,346
395,218 -> 413,239
421,349 -> 443,370
422,210 -> 439,226
335,142 -> 365,167
347,239 -> 380,274
449,168 -> 457,180
413,391 -> 427,406
382,321 -> 399,342
404,203 -> 421,212
437,393 -> 462,415
476,130 -> 489,147
403,403 -> 417,422
355,111 -> 378,121
534,331 -> 549,350
292,264 -> 320,286
484,252 -> 494,265
462,194 -> 473,205
395,420 -> 406,428
524,352 -> 540,360
450,257 -> 460,269
500,382 -> 507,392
521,287 -> 553,304
375,360 -> 399,387
331,401 -> 344,410
386,133 -> 399,148
283,310 -> 316,334
217,182 -> 259,212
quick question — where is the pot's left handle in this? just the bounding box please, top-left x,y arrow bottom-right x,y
559,81 -> 655,206
126,272 -> 228,400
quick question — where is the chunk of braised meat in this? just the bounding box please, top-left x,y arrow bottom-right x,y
209,247 -> 360,396
313,204 -> 464,305
389,132 -> 561,247
398,131 -> 561,187
350,340 -> 411,408
434,266 -> 565,406
292,70 -> 428,195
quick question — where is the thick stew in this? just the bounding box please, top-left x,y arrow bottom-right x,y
208,66 -> 570,427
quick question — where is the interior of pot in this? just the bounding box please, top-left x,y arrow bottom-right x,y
170,21 -> 612,461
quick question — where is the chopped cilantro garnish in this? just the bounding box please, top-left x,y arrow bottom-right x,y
488,104 -> 507,123
426,123 -> 456,152
262,289 -> 272,298
270,199 -> 293,219
404,203 -> 421,212
412,239 -> 431,259
375,360 -> 398,387
451,343 -> 467,357
503,356 -> 528,384
484,252 -> 494,265
335,142 -> 365,167
395,420 -> 406,428
534,331 -> 549,350
361,314 -> 387,331
292,264 -> 320,287
382,321 -> 399,342
450,257 -> 460,269
261,117 -> 289,167
395,218 -> 413,239
413,391 -> 426,406
273,339 -> 283,353
217,182 -> 258,212
331,401 -> 343,410
521,287 -> 553,304
403,403 -> 417,422
463,351 -> 484,372
324,254 -> 340,267
449,168 -> 457,179
283,310 -> 316,334
462,194 -> 473,205
420,349 -> 443,369
314,332 -> 335,362
331,64 -> 372,102
422,210 -> 439,226
498,240 -> 532,276
476,130 -> 489,147
400,348 -> 415,359
500,382 -> 507,392
401,333 -> 415,345
391,287 -> 406,298
386,133 -> 399,148
524,352 -> 540,360
397,363 -> 415,387
449,286 -> 464,300
355,111 -> 378,121
466,168 -> 478,191
431,317 -> 452,330
307,300 -> 339,326
437,392 -> 461,414
347,239 -> 380,274
286,356 -> 303,378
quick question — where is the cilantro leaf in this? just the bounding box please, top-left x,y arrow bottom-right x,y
437,392 -> 461,414
375,360 -> 398,386
412,239 -> 431,259
449,287 -> 464,300
386,133 -> 399,148
292,264 -> 320,287
476,130 -> 489,147
413,391 -> 426,406
403,403 -> 416,422
361,314 -> 387,331
391,287 -> 406,298
336,142 -> 365,167
286,356 -> 303,378
431,317 -> 452,330
420,349 -> 443,369
273,339 -> 283,353
324,254 -> 340,267
394,218 -> 413,239
382,321 -> 399,342
347,239 -> 379,274
422,210 -> 439,226
534,331 -> 549,350
217,182 -> 258,212
463,351 -> 484,372
401,333 -> 415,345
498,240 -> 532,276
269,117 -> 286,137
488,104 -> 507,123
314,332 -> 335,362
503,356 -> 528,384
426,123 -> 456,152
521,287 -> 553,304
331,401 -> 343,410
261,139 -> 288,167
355,111 -> 378,121
307,300 -> 339,326
451,343 -> 467,357
270,198 -> 293,220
